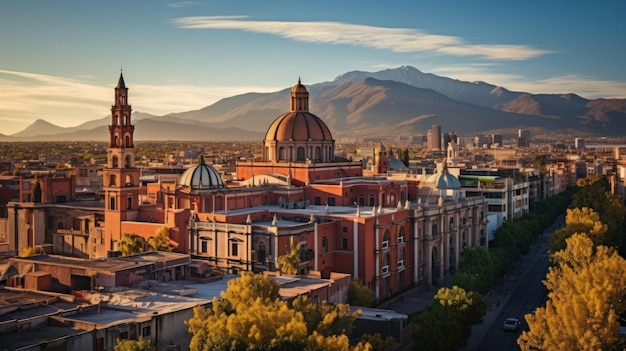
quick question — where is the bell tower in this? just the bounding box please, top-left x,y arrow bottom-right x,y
102,71 -> 141,255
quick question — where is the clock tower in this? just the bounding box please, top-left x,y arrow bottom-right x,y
102,72 -> 141,255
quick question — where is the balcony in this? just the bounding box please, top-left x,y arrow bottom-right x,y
382,265 -> 389,275
397,236 -> 405,245
381,240 -> 389,250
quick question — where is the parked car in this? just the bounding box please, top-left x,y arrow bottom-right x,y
503,317 -> 520,331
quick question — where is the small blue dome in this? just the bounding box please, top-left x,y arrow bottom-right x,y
435,171 -> 461,189
179,156 -> 225,190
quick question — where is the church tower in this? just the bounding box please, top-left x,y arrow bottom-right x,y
374,143 -> 389,174
102,72 -> 141,255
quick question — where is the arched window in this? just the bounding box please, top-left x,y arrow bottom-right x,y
278,147 -> 286,161
265,146 -> 270,161
382,230 -> 390,249
296,147 -> 305,161
398,227 -> 405,243
112,155 -> 118,168
314,147 -> 321,161
109,175 -> 116,187
125,135 -> 131,148
114,135 -> 119,147
125,155 -> 131,168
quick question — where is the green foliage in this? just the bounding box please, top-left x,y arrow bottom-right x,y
359,333 -> 396,351
117,233 -> 145,256
348,279 -> 375,307
114,337 -> 156,351
412,286 -> 485,351
572,176 -> 626,251
148,226 -> 172,251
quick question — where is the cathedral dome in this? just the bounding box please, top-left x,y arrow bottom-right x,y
264,79 -> 333,142
264,111 -> 333,142
179,156 -> 225,190
434,170 -> 462,189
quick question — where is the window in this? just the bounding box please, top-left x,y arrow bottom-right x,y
369,196 -> 375,206
322,236 -> 328,254
382,230 -> 390,249
342,226 -> 348,233
110,197 -> 116,210
231,240 -> 239,256
142,326 -> 151,337
125,155 -> 131,168
327,197 -> 335,206
314,197 -> 321,205
397,227 -> 405,244
112,155 -> 118,168
201,240 -> 208,253
342,237 -> 348,250
279,147 -> 286,161
127,196 -> 133,210
297,147 -> 305,161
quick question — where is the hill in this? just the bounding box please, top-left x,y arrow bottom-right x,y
9,66 -> 626,141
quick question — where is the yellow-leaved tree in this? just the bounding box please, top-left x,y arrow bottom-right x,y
518,234 -> 626,351
185,272 -> 371,351
548,207 -> 607,252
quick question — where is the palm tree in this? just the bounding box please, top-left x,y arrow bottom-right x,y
117,233 -> 145,256
277,238 -> 301,275
148,226 -> 172,251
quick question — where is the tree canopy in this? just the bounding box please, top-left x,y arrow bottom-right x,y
148,226 -> 172,252
117,233 -> 145,256
114,337 -> 156,351
185,273 -> 371,351
276,238 -> 301,275
518,234 -> 626,351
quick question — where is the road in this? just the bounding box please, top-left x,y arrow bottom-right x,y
474,215 -> 563,351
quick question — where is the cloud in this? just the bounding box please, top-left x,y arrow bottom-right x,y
167,1 -> 197,8
171,16 -> 551,61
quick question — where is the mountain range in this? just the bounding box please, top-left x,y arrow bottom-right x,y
3,65 -> 625,141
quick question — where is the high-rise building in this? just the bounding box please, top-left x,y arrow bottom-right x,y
575,138 -> 585,149
491,134 -> 503,148
517,129 -> 530,147
427,124 -> 442,151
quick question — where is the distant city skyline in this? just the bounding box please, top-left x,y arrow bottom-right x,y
1,0 -> 625,135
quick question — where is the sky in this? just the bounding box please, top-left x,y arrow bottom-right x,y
1,1 -> 626,135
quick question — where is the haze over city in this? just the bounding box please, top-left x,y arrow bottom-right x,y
1,0 -> 626,135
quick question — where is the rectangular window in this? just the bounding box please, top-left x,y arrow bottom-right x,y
322,236 -> 328,254
127,196 -> 133,210
110,197 -> 116,210
327,197 -> 335,206
314,197 -> 321,205
231,242 -> 238,256
142,326 -> 151,337
342,237 -> 348,250
201,241 -> 208,254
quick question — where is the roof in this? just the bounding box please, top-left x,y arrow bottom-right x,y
179,155 -> 225,191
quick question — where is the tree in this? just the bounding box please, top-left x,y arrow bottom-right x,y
277,238 -> 301,275
20,246 -> 40,257
148,226 -> 172,251
117,233 -> 145,256
359,333 -> 396,351
185,273 -> 369,351
518,234 -> 626,351
114,337 -> 156,351
412,286 -> 485,351
548,207 -> 607,253
348,278 -> 375,307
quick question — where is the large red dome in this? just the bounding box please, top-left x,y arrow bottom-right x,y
264,111 -> 333,142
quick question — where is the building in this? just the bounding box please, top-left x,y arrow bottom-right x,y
1,74 -> 488,304
427,124 -> 442,151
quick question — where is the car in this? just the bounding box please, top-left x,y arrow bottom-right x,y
503,317 -> 520,331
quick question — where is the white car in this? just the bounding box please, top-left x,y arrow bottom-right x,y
503,317 -> 520,331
